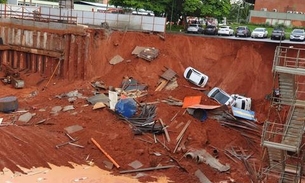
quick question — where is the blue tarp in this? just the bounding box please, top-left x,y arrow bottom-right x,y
231,106 -> 255,121
115,98 -> 137,118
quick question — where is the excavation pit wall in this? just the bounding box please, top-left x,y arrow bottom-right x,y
0,18 -> 91,80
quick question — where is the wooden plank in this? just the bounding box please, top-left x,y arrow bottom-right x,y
155,78 -> 168,91
176,120 -> 191,142
0,45 -> 63,58
160,68 -> 176,81
119,165 -> 175,174
159,118 -> 170,143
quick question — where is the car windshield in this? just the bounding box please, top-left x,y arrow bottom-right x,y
293,30 -> 304,34
273,29 -> 283,32
189,24 -> 198,27
210,90 -> 230,105
273,28 -> 283,31
220,26 -> 228,29
198,77 -> 206,85
254,28 -> 264,32
237,27 -> 246,30
213,92 -> 230,105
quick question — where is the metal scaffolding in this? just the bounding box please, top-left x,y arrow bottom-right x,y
261,46 -> 305,183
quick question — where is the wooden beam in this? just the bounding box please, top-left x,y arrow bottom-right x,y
159,118 -> 170,143
0,45 -> 63,58
176,120 -> 191,142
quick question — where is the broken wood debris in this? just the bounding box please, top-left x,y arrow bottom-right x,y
68,142 -> 85,148
168,155 -> 188,173
224,146 -> 253,162
173,133 -> 184,154
155,136 -> 170,151
136,137 -> 153,144
162,96 -> 183,106
183,85 -> 207,91
56,134 -> 78,149
121,77 -> 148,92
91,138 -> 120,169
160,67 -> 177,81
155,68 -> 177,91
208,107 -> 262,140
119,165 -> 175,174
170,110 -> 180,122
241,157 -> 258,183
155,78 -> 169,91
118,104 -> 164,134
91,80 -> 107,90
176,120 -> 191,142
159,118 -> 170,142
137,47 -> 159,62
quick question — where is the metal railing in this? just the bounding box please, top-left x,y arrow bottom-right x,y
0,9 -> 77,24
273,46 -> 305,70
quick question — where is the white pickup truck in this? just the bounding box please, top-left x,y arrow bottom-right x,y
231,94 -> 252,111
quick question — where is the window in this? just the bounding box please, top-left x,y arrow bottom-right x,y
261,8 -> 267,11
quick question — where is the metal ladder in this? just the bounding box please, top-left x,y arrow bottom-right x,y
273,73 -> 295,106
279,163 -> 301,183
281,106 -> 305,153
267,146 -> 285,173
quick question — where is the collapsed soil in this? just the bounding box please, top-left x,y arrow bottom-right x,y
0,31 -> 301,182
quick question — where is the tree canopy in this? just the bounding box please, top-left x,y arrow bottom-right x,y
109,0 -> 231,23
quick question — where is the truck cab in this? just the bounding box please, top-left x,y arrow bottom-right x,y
231,94 -> 252,111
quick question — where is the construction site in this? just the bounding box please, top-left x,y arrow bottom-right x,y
0,5 -> 305,183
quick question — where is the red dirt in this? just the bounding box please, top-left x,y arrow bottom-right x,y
0,31 -> 300,182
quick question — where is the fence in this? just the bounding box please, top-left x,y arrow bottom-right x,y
0,4 -> 166,32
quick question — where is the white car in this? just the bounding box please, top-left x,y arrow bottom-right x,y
183,67 -> 209,87
290,29 -> 305,41
186,24 -> 204,34
207,87 -> 235,106
251,27 -> 268,38
231,94 -> 252,111
218,26 -> 234,36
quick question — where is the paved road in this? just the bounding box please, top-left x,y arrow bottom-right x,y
184,32 -> 305,45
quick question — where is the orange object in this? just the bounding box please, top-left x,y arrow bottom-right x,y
91,138 -> 120,168
182,96 -> 202,108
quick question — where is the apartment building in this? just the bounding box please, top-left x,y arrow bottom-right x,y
249,0 -> 305,27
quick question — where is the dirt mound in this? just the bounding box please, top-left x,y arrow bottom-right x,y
0,31 -> 287,183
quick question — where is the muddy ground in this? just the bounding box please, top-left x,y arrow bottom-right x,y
0,31 -> 299,182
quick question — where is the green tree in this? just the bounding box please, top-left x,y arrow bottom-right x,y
227,2 -> 254,23
109,0 -> 170,16
109,0 -> 231,26
183,0 -> 230,18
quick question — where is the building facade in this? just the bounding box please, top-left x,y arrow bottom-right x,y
249,0 -> 305,27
